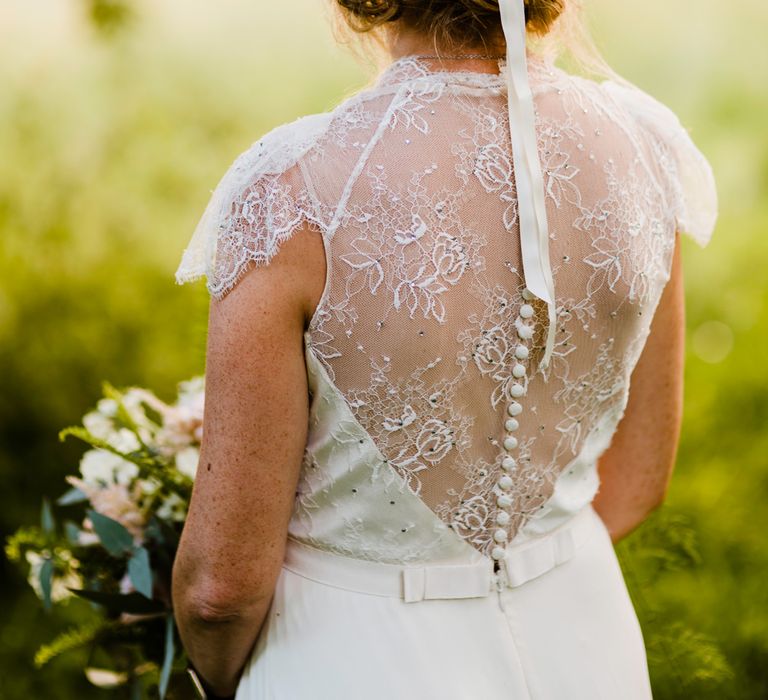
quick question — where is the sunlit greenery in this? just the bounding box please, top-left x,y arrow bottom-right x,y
0,0 -> 765,697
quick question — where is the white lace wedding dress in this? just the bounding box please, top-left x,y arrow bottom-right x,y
175,54 -> 717,699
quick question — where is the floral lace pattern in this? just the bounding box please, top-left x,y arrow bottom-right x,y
175,55 -> 717,560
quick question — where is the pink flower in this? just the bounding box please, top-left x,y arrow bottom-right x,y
68,477 -> 145,541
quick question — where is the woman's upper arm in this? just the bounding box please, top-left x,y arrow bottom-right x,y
173,225 -> 325,612
593,232 -> 686,537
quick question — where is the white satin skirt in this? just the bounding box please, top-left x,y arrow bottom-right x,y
235,505 -> 653,699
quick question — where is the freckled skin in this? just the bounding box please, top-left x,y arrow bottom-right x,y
172,225 -> 326,696
592,233 -> 686,541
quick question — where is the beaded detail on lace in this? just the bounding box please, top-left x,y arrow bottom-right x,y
175,55 -> 716,559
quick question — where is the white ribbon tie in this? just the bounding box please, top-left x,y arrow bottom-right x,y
499,0 -> 557,368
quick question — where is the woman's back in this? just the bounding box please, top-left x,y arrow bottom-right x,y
177,54 -> 715,562
172,3 -> 719,685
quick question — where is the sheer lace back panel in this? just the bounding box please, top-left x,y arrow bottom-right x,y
176,56 -> 717,558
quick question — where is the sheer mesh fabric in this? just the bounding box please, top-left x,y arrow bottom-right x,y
175,55 -> 716,557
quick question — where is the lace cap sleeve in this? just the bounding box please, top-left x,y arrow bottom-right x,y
174,112 -> 333,298
602,80 -> 718,248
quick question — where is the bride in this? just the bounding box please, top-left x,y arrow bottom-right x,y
171,0 -> 717,698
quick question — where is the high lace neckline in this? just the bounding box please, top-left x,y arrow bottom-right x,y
375,53 -> 560,90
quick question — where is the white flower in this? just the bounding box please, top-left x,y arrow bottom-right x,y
155,414 -> 198,451
121,388 -> 157,427
178,376 -> 205,404
156,492 -> 187,522
172,377 -> 205,441
118,572 -> 134,595
90,485 -> 145,539
77,531 -> 100,547
121,391 -> 158,444
82,411 -> 115,441
79,449 -> 139,487
96,398 -> 118,417
79,450 -> 121,485
84,669 -> 128,689
175,446 -> 199,480
69,477 -> 146,540
25,551 -> 82,603
108,428 -> 141,453
102,379 -> 206,455
136,477 -> 161,497
95,388 -> 163,444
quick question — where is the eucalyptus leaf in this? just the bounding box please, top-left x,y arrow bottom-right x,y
57,487 -> 89,506
128,546 -> 153,599
69,589 -> 166,615
159,614 -> 175,700
64,521 -> 82,545
143,517 -> 165,546
41,498 -> 55,534
39,557 -> 54,611
88,510 -> 133,556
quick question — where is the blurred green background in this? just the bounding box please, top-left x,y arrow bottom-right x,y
0,0 -> 765,697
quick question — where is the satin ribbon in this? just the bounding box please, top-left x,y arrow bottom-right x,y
402,562 -> 492,603
282,506 -> 596,601
499,0 -> 557,368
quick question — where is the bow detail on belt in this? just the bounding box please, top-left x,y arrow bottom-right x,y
499,0 -> 557,368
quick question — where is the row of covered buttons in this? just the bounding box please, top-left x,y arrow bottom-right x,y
491,299 -> 535,562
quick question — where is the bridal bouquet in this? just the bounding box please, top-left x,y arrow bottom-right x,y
5,378 -> 205,698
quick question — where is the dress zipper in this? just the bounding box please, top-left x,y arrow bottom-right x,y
492,559 -> 507,610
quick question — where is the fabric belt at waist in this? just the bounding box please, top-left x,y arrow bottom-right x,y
283,505 -> 598,603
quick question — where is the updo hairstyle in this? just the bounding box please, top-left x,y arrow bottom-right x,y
336,0 -> 566,48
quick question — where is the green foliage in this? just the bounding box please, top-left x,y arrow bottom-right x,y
59,427 -> 147,468
647,623 -> 734,698
617,509 -> 701,579
59,488 -> 90,506
41,499 -> 55,535
616,510 -> 735,697
158,615 -> 174,700
6,528 -> 50,563
59,422 -> 192,495
87,511 -> 134,557
35,620 -> 110,668
86,0 -> 133,35
39,558 -> 54,612
127,547 -> 153,599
